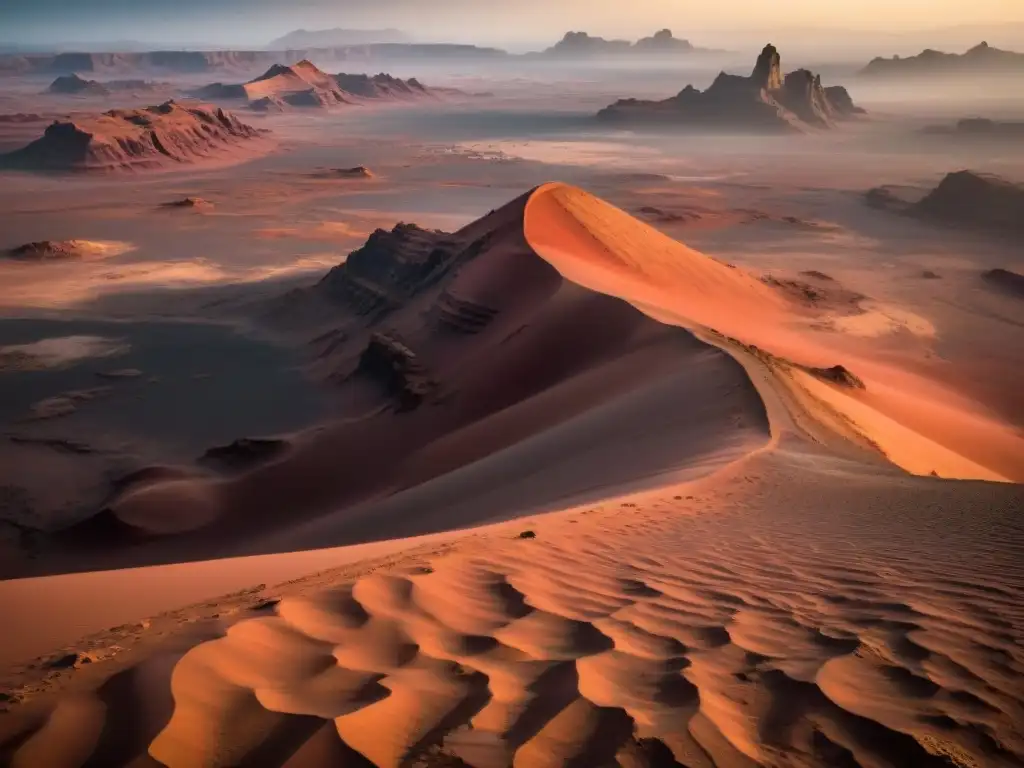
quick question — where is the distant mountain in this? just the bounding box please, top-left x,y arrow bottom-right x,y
861,41 -> 1024,77
539,29 -> 712,57
267,28 -> 411,49
0,44 -> 508,77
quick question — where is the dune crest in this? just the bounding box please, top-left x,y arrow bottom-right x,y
523,183 -> 1023,482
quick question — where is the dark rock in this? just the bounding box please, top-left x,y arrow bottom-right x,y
5,240 -> 83,261
199,438 -> 290,473
914,171 -> 1024,236
982,268 -> 1024,298
517,530 -> 537,539
804,365 -> 865,389
357,333 -> 437,410
47,73 -> 108,95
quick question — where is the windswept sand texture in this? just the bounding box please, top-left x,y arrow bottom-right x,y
1,182 -> 1022,767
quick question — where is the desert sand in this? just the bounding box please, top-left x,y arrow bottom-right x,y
0,38 -> 1022,768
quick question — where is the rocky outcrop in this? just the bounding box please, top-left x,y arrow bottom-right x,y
982,268 -> 1024,299
915,171 -> 1024,235
823,86 -> 865,116
861,41 -> 1024,78
867,171 -> 1024,237
0,101 -> 263,173
4,240 -> 86,260
316,223 -> 458,315
597,43 -> 862,133
161,196 -> 213,209
192,61 -> 439,110
751,43 -> 783,90
356,333 -> 437,410
47,74 -> 108,95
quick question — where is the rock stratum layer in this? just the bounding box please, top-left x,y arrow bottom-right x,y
0,100 -> 264,172
597,43 -> 863,132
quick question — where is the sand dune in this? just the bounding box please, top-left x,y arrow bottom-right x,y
1,183 -> 1022,767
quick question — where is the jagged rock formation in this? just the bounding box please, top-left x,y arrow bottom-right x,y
866,171 -> 1024,237
193,61 -> 438,110
922,117 -> 1024,138
0,101 -> 262,172
597,43 -> 862,132
315,223 -> 458,315
540,29 -> 707,57
862,41 -> 1024,77
47,74 -> 108,95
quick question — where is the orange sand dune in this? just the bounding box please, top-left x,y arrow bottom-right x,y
526,183 -> 1024,482
1,183 -> 1022,768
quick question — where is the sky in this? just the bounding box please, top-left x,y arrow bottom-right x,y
1,0 -> 1022,49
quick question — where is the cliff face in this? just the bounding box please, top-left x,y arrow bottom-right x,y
0,101 -> 263,172
596,43 -> 862,133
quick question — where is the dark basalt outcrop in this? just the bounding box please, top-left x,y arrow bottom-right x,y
597,43 -> 862,132
356,333 -> 437,410
861,41 -> 1024,78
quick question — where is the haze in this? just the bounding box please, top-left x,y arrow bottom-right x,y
2,0 -> 1023,53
